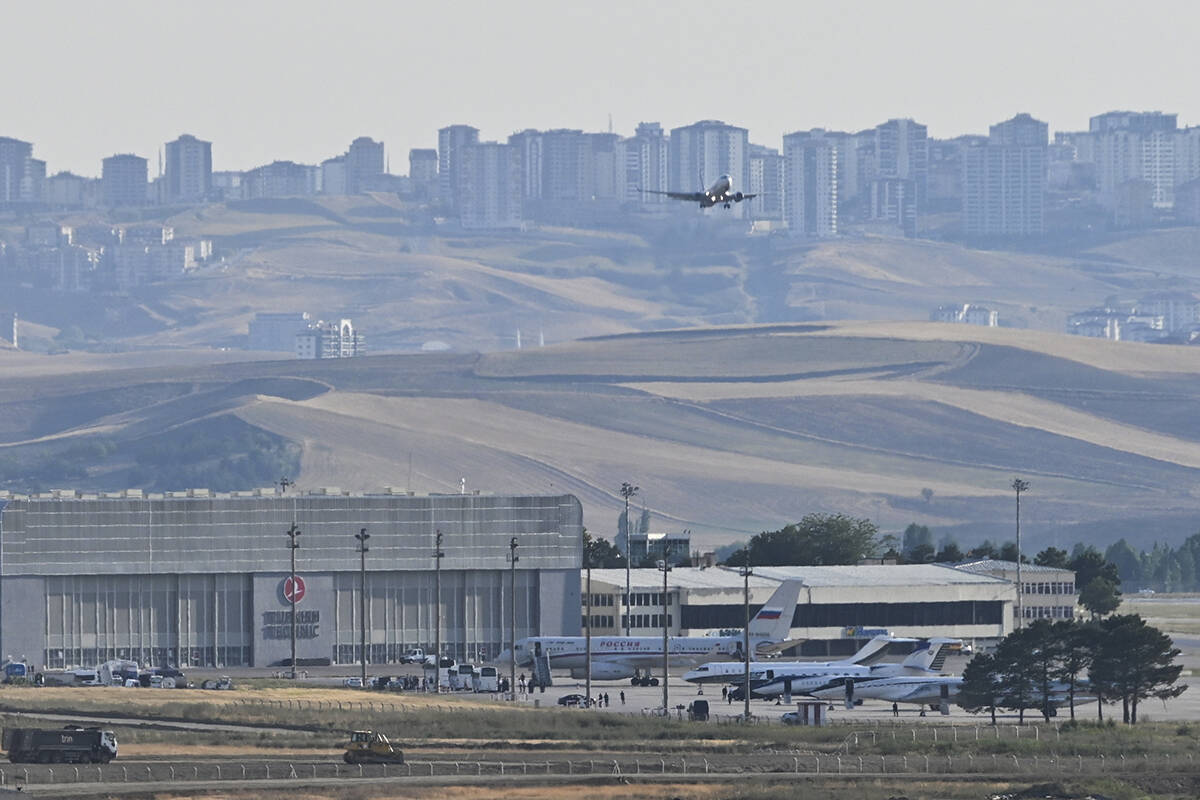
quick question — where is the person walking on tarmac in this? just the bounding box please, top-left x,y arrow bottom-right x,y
892,702 -> 899,717
619,690 -> 625,705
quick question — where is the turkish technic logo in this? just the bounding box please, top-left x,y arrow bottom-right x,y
283,575 -> 306,605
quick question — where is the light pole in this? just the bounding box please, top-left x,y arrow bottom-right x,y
432,529 -> 444,692
619,482 -> 638,635
657,556 -> 671,714
584,532 -> 592,707
1012,478 -> 1030,629
740,553 -> 753,720
508,537 -> 519,701
355,528 -> 369,687
285,523 -> 301,679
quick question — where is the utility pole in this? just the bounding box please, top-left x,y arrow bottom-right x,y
584,532 -> 592,706
619,482 -> 638,635
285,523 -> 301,679
658,556 -> 672,714
432,529 -> 444,692
355,528 -> 369,686
508,537 -> 519,701
1012,478 -> 1030,629
740,553 -> 753,720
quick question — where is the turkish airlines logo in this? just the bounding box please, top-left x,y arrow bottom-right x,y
283,575 -> 306,605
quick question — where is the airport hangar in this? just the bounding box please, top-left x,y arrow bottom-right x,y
0,489 -> 582,670
584,564 -> 1019,656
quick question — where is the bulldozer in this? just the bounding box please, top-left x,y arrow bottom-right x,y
343,730 -> 405,764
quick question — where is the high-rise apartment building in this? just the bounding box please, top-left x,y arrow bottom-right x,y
782,129 -> 838,237
101,154 -> 149,207
164,134 -> 213,202
0,137 -> 34,204
747,144 -> 784,221
1090,111 -> 1177,211
539,129 -> 589,201
963,113 -> 1047,237
437,125 -> 479,212
1174,126 -> 1200,188
408,148 -> 438,198
320,156 -> 346,195
243,161 -> 313,199
345,136 -> 384,194
863,119 -> 927,233
506,129 -> 543,204
615,122 -> 668,205
670,120 -> 750,217
457,142 -> 522,229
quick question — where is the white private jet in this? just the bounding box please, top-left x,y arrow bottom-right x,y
813,672 -> 1095,715
681,634 -> 912,687
639,174 -> 756,209
688,637 -> 960,701
498,580 -> 801,685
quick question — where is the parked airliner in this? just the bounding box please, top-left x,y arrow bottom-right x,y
499,580 -> 801,684
639,174 -> 756,209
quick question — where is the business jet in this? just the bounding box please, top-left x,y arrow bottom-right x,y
499,580 -> 801,685
639,174 -> 756,209
681,634 -> 911,687
688,637 -> 959,701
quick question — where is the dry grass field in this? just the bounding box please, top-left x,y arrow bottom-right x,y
6,320 -> 1200,550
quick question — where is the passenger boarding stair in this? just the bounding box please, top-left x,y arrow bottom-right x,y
532,653 -> 553,689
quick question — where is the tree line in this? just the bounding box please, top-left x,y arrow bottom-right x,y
959,615 -> 1185,725
1102,534 -> 1200,593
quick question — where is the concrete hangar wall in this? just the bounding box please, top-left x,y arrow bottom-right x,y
586,564 -> 1016,656
0,490 -> 582,670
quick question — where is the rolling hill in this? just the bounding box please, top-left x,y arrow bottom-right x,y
3,321 -> 1200,555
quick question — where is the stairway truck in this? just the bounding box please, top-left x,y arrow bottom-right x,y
3,726 -> 118,763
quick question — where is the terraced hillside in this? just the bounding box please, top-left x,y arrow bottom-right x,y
3,321 -> 1200,552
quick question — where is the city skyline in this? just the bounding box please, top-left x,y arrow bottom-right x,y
4,0 -> 1198,176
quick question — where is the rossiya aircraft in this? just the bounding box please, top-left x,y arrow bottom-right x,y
639,173 -> 757,209
687,637 -> 961,700
498,580 -> 801,685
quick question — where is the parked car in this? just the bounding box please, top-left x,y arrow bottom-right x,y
343,677 -> 364,688
781,711 -> 803,725
557,693 -> 586,707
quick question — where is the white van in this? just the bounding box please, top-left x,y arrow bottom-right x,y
450,663 -> 475,691
473,666 -> 499,693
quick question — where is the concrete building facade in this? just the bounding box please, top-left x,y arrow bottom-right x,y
0,491 -> 583,670
164,134 -> 213,203
963,113 -> 1047,237
584,564 -> 1014,655
101,155 -> 149,208
458,142 -> 523,229
783,129 -> 838,237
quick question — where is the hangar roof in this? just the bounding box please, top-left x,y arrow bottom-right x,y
589,563 -> 1008,591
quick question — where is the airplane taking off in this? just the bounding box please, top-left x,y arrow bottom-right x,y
498,580 -> 801,685
639,174 -> 756,209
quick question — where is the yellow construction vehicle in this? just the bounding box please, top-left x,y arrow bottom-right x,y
343,730 -> 404,764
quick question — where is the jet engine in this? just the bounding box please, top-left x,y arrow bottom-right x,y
570,663 -> 633,681
734,191 -> 744,202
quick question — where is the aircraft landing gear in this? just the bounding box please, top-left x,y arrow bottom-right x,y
723,203 -> 731,209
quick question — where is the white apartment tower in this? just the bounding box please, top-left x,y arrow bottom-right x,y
616,122 -> 669,205
963,113 -> 1047,237
1090,111 -> 1177,211
457,142 -> 523,229
437,125 -> 480,212
164,134 -> 213,202
782,129 -> 838,237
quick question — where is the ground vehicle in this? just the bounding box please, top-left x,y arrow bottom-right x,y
474,665 -> 499,692
343,677 -> 364,688
399,649 -> 426,664
450,663 -> 475,690
201,677 -> 234,690
2,661 -> 27,683
98,660 -> 139,686
343,730 -> 403,764
687,700 -> 709,721
3,726 -> 117,763
557,693 -> 586,707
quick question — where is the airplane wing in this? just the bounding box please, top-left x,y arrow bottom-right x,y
755,638 -> 807,656
637,187 -> 705,201
735,193 -> 757,202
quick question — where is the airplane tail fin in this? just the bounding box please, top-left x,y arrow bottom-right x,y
747,580 -> 801,651
838,635 -> 916,666
899,637 -> 960,673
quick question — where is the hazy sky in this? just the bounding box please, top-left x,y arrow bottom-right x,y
6,0 -> 1198,177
